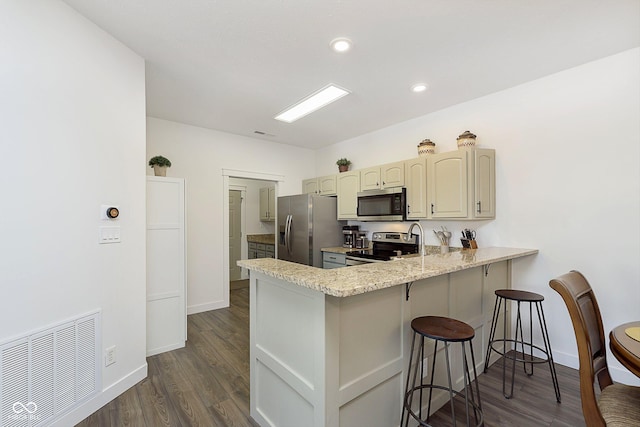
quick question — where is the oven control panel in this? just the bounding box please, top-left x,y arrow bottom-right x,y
372,232 -> 418,244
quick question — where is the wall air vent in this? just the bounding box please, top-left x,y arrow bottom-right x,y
0,311 -> 101,427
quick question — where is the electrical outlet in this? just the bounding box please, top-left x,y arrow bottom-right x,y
105,346 -> 116,366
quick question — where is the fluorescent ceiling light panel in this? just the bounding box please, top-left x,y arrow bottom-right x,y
275,85 -> 350,123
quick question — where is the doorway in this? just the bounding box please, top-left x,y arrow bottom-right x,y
223,170 -> 283,307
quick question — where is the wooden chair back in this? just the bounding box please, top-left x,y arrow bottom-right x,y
549,270 -> 612,427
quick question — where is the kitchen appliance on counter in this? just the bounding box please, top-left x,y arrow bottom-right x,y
278,194 -> 346,267
356,187 -> 407,221
342,225 -> 368,248
345,232 -> 418,265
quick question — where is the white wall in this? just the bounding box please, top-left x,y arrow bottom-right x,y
316,48 -> 640,385
146,118 -> 315,313
0,1 -> 148,424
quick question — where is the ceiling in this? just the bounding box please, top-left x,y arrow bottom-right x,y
62,0 -> 639,149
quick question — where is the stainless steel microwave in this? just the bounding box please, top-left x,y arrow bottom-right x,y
356,187 -> 406,221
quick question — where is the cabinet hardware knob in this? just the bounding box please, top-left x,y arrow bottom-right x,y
431,203 -> 434,214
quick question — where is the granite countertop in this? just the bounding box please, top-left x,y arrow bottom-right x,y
238,247 -> 538,297
247,234 -> 275,245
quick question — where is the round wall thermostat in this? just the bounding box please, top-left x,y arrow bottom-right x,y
106,207 -> 120,219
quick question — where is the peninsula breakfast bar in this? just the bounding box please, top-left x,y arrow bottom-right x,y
238,247 -> 538,427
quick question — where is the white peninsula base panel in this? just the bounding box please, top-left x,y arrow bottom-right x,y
249,261 -> 511,427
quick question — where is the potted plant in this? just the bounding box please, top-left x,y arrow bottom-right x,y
336,158 -> 352,173
149,155 -> 172,177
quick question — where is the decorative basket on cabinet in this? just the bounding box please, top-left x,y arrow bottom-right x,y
417,139 -> 436,156
456,131 -> 477,149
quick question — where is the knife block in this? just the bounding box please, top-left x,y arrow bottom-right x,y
461,239 -> 478,249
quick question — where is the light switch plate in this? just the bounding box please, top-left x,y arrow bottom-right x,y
99,226 -> 121,244
105,346 -> 116,366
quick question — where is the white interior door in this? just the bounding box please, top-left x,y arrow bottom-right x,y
146,176 -> 186,356
229,189 -> 242,281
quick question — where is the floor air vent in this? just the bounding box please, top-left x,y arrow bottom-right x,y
0,311 -> 100,427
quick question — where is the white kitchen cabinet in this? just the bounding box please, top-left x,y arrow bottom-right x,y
405,157 -> 428,219
360,167 -> 381,191
360,161 -> 405,191
322,251 -> 347,269
473,149 -> 496,218
318,175 -> 337,195
302,178 -> 318,194
146,176 -> 186,356
427,148 -> 495,219
302,175 -> 337,196
337,171 -> 359,219
249,242 -> 275,259
259,186 -> 276,221
382,161 -> 405,188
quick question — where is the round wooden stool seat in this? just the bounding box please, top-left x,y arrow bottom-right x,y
495,289 -> 544,302
411,316 -> 475,342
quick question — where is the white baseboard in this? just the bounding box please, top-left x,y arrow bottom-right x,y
187,299 -> 228,315
553,350 -> 640,386
147,341 -> 185,357
50,363 -> 148,427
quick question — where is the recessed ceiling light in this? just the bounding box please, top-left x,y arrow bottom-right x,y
330,38 -> 352,53
275,85 -> 350,123
411,83 -> 428,93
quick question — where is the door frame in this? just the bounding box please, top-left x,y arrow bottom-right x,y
222,169 -> 284,307
228,186 -> 246,280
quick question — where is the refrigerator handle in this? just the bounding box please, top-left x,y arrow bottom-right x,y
283,214 -> 288,254
286,214 -> 293,255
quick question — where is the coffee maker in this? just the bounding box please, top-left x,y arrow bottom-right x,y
343,225 -> 368,248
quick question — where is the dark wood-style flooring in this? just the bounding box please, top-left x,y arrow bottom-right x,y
77,288 -> 585,426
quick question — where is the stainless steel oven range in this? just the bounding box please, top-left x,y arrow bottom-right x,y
345,232 -> 419,266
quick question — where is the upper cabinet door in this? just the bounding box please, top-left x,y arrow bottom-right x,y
360,167 -> 380,191
337,171 -> 360,219
405,158 -> 428,219
260,187 -> 275,221
473,149 -> 495,219
302,178 -> 318,194
428,151 -> 468,218
318,174 -> 337,196
360,161 -> 405,190
381,161 -> 405,188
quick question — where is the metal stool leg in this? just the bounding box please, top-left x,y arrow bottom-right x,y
444,342 -> 456,426
466,340 -> 483,425
524,300 -> 534,376
484,295 -> 501,373
426,340 -> 438,423
402,330 -> 418,427
536,301 -> 561,403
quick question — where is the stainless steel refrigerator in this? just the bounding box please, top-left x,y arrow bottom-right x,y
277,194 -> 345,267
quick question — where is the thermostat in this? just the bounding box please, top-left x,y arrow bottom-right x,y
106,207 -> 119,219
100,204 -> 120,220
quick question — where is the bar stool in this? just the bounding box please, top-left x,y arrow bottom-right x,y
401,316 -> 483,427
483,289 -> 561,402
